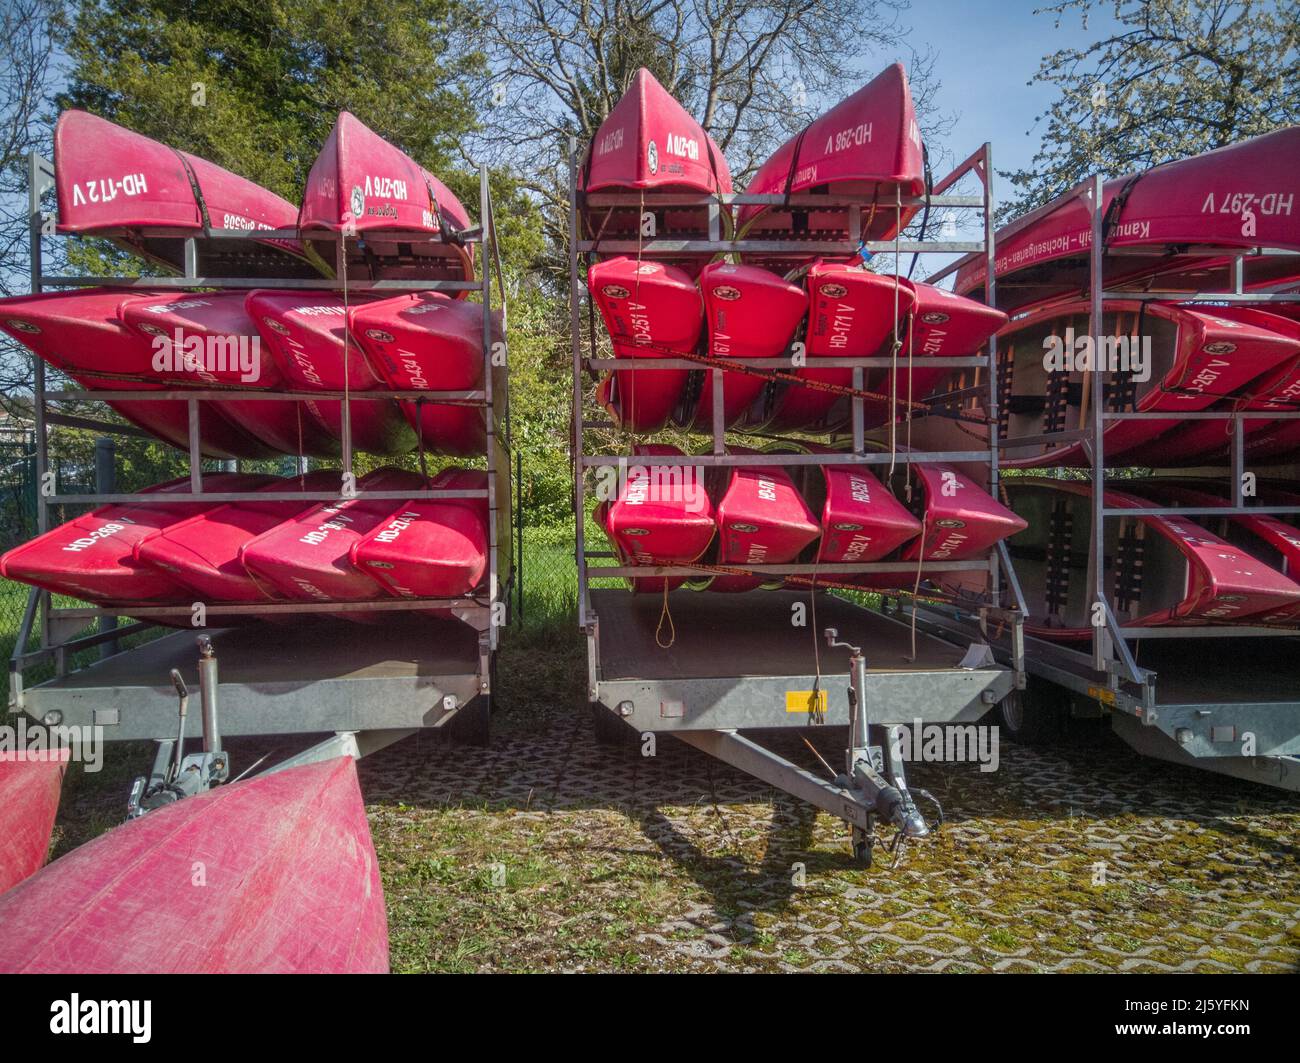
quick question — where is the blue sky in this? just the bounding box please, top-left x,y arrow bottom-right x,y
902,0 -> 1121,179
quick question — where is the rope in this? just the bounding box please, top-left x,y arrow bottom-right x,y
907,518 -> 928,662
655,579 -> 676,648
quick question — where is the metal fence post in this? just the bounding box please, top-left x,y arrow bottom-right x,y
95,436 -> 120,658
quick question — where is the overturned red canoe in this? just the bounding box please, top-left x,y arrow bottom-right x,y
118,291 -> 343,457
0,756 -> 388,973
953,127 -> 1300,313
134,472 -> 340,603
958,299 -> 1300,468
0,473 -> 275,606
1001,477 -> 1300,639
678,263 -> 808,431
0,289 -> 276,459
55,110 -> 320,277
589,257 -> 702,431
349,292 -> 490,455
246,289 -> 418,455
737,64 -> 925,275
240,467 -> 427,605
580,68 -> 732,278
300,111 -> 473,287
758,262 -> 915,432
351,468 -> 490,600
0,749 -> 69,896
597,444 -> 715,594
701,447 -> 820,593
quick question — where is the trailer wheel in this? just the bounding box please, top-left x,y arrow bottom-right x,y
995,682 -> 1066,745
590,703 -> 639,748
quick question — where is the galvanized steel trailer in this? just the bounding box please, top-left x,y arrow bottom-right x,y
932,173 -> 1300,791
8,148 -> 516,758
569,141 -> 1027,862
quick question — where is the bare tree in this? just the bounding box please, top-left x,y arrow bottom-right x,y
0,0 -> 61,414
465,0 -> 949,231
1003,0 -> 1300,220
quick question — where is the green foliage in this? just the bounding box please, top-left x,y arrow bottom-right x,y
1003,0 -> 1300,219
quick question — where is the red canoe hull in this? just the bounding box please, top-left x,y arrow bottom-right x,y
589,257 -> 702,431
0,757 -> 388,973
0,750 -> 68,896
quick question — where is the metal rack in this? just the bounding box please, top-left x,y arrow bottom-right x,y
929,172 -> 1300,790
568,138 -> 1026,861
9,149 -> 515,751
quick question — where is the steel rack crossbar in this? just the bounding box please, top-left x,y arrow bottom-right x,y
942,170 -> 1300,789
9,148 -> 517,754
567,136 -> 1025,863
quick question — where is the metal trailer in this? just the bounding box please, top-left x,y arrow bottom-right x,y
927,173 -> 1300,792
8,148 -> 516,773
569,140 -> 1027,863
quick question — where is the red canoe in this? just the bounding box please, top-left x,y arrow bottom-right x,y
118,291 -> 343,457
778,443 -> 922,565
759,262 -> 915,432
580,68 -> 732,278
596,444 -> 715,594
300,111 -> 473,287
1134,305 -> 1300,465
349,292 -> 491,454
960,298 -> 1300,468
240,467 -> 427,606
246,289 -> 418,455
1001,477 -> 1300,639
678,263 -> 808,431
954,127 -> 1300,314
702,447 -> 821,593
0,473 -> 275,606
134,472 -> 340,603
351,468 -> 490,599
0,757 -> 388,973
0,749 -> 69,896
737,64 -> 925,275
589,257 -> 702,431
55,110 -> 320,277
0,289 -> 277,459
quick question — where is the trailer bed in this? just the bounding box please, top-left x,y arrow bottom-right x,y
21,619 -> 485,741
590,589 -> 1013,732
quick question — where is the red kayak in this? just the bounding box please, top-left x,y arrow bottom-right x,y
0,750 -> 68,896
0,474 -> 275,606
701,447 -> 820,593
596,444 -> 715,593
954,127 -> 1300,314
1001,477 -> 1300,638
246,289 -> 418,455
579,68 -> 732,278
240,467 -> 428,608
0,757 -> 388,973
119,291 -> 342,457
348,292 -> 490,454
589,257 -> 702,431
351,468 -> 490,600
677,263 -> 808,431
300,111 -> 473,287
759,262 -> 915,432
737,64 -> 925,275
134,472 -> 340,603
0,290 -> 277,459
962,299 -> 1300,468
54,110 -> 321,277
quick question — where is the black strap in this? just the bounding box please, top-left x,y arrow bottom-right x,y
170,147 -> 211,232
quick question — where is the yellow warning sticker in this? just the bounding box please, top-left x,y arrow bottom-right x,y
785,690 -> 828,714
1087,685 -> 1117,706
